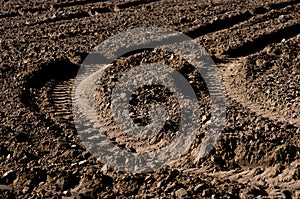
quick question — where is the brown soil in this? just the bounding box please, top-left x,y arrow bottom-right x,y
0,0 -> 299,198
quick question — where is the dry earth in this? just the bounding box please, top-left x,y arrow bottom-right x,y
0,0 -> 299,198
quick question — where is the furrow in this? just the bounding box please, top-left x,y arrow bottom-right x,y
2,0 -> 298,41
53,0 -> 109,9
226,23 -> 300,58
196,3 -> 300,57
0,12 -> 18,19
186,0 -> 299,39
117,0 -> 160,9
0,0 -> 161,31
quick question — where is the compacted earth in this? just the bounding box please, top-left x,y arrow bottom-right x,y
0,0 -> 299,198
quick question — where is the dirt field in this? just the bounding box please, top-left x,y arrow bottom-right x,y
0,0 -> 299,198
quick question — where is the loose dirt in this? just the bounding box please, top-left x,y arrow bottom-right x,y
0,0 -> 299,198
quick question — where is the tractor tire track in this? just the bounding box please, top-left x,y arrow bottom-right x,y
222,56 -> 300,128
21,0 -> 300,155
7,0 -> 300,197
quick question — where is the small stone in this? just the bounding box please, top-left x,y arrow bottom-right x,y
202,115 -> 207,122
194,183 -> 205,192
22,186 -> 29,193
78,160 -> 87,165
101,164 -> 108,174
63,190 -> 71,196
255,59 -> 266,69
291,159 -> 300,167
3,170 -> 13,178
175,188 -> 188,198
157,181 -> 162,188
89,166 -> 96,172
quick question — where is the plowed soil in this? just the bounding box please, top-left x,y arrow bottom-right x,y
0,0 -> 299,198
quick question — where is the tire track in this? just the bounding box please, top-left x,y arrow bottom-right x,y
221,50 -> 300,128
20,1 -> 300,138
16,0 -> 298,162
21,59 -> 79,130
48,80 -> 74,126
206,162 -> 300,197
2,0 -> 299,197
179,156 -> 300,197
216,13 -> 300,128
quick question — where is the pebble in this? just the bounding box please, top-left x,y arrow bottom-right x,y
157,181 -> 162,188
291,159 -> 300,167
101,164 -> 108,174
3,170 -> 13,178
194,183 -> 205,192
175,188 -> 188,198
62,190 -> 71,196
78,160 -> 87,165
22,186 -> 29,193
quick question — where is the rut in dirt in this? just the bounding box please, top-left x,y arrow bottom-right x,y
20,0 -> 300,134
